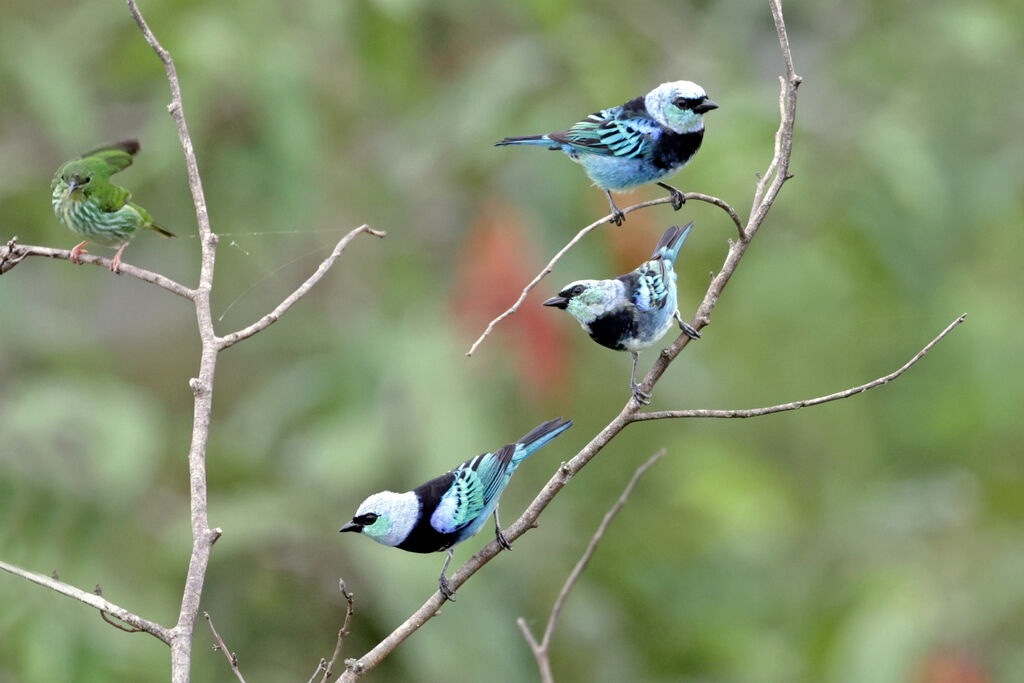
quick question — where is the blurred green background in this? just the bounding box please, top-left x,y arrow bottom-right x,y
1,0 -> 1022,681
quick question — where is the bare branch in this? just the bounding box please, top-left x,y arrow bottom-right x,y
125,2 -> 224,679
0,237 -> 195,301
342,4 -> 805,677
125,0 -> 212,250
125,5 -> 383,680
635,314 -> 967,422
0,559 -> 172,644
317,580 -> 356,683
204,612 -> 247,683
217,226 -> 385,350
465,192 -> 741,356
518,449 -> 667,683
687,192 -> 746,238
308,660 -> 329,683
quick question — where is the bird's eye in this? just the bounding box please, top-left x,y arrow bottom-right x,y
357,512 -> 379,525
82,177 -> 91,184
673,96 -> 701,109
571,285 -> 586,296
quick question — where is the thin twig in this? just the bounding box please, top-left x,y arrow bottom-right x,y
0,560 -> 172,644
308,660 -> 329,683
204,612 -> 247,683
125,0 -> 212,246
318,580 -> 356,683
99,611 -> 145,633
95,584 -> 144,634
0,237 -> 196,300
465,192 -> 742,356
635,314 -> 967,422
518,449 -> 666,683
217,226 -> 385,350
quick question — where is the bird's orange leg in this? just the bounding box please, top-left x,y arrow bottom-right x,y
109,242 -> 129,273
69,241 -> 89,264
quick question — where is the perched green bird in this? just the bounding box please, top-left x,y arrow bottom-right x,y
51,140 -> 174,273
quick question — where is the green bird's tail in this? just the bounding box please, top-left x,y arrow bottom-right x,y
130,201 -> 176,238
150,223 -> 176,239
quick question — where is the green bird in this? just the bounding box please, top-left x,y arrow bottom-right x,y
51,140 -> 174,273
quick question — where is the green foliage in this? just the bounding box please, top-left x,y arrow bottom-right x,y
2,0 -> 1023,680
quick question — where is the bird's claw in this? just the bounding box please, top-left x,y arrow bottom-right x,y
670,189 -> 685,211
496,529 -> 513,551
631,383 -> 652,405
609,208 -> 626,226
438,576 -> 457,603
658,182 -> 686,210
674,311 -> 701,339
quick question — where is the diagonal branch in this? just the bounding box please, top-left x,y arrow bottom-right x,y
217,225 -> 385,350
0,237 -> 195,300
340,3 -> 804,678
0,559 -> 173,644
465,192 -> 741,356
634,314 -> 967,421
517,449 -> 666,683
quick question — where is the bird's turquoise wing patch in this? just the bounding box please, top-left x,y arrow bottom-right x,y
431,466 -> 486,533
558,108 -> 660,159
430,445 -> 516,534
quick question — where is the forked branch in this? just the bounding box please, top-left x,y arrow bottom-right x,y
0,560 -> 172,644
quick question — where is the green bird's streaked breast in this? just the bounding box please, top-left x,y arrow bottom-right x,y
52,185 -> 140,247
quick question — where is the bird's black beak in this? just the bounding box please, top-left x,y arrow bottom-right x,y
694,98 -> 719,114
339,521 -> 362,533
543,296 -> 569,310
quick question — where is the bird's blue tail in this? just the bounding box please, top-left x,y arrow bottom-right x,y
513,417 -> 574,464
650,222 -> 694,266
495,135 -> 557,148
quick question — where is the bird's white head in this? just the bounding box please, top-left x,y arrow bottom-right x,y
339,491 -> 419,547
543,279 -> 623,326
645,81 -> 718,135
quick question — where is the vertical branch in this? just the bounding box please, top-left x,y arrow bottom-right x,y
125,2 -> 223,681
